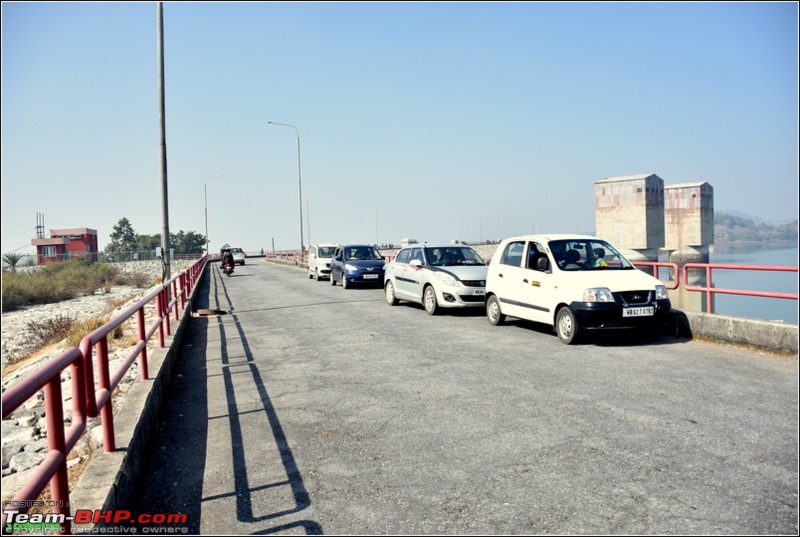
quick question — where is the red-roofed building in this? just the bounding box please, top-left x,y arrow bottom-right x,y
32,228 -> 99,265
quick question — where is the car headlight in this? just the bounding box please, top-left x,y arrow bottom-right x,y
344,263 -> 358,271
434,272 -> 461,287
655,285 -> 669,300
583,287 -> 614,302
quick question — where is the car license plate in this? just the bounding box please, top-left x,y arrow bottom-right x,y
473,289 -> 485,295
363,274 -> 379,279
623,306 -> 654,317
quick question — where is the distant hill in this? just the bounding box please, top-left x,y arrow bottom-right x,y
715,212 -> 798,243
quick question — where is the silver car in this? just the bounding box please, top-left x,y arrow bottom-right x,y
384,243 -> 488,315
230,247 -> 246,265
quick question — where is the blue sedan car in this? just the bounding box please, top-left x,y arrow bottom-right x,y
330,245 -> 386,288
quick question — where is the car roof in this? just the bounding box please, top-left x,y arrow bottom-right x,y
399,243 -> 477,249
501,234 -> 601,243
341,244 -> 379,248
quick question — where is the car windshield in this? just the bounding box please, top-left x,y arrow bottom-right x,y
548,239 -> 633,271
424,246 -> 485,266
346,247 -> 382,260
318,247 -> 337,257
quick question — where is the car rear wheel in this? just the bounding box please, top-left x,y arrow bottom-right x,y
385,280 -> 398,305
556,306 -> 580,344
423,285 -> 438,315
486,295 -> 505,326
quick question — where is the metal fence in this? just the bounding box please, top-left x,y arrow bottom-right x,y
5,251 -> 203,270
1,257 -> 208,534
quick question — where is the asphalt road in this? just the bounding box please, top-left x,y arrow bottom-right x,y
130,261 -> 798,535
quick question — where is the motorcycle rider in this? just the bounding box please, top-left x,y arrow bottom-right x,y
221,248 -> 234,271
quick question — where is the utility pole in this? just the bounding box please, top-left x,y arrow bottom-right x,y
157,2 -> 171,284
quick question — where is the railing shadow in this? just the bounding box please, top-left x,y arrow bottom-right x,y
215,264 -> 322,533
133,264 -> 321,534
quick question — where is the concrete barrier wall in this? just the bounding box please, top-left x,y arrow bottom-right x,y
679,311 -> 798,355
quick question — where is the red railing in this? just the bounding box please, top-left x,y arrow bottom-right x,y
1,256 -> 208,534
633,261 -> 681,290
1,348 -> 86,534
682,262 -> 799,314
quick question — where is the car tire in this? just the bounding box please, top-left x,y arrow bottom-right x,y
486,294 -> 505,326
423,285 -> 438,315
341,273 -> 348,289
385,280 -> 398,305
330,272 -> 337,286
309,270 -> 314,279
555,306 -> 580,344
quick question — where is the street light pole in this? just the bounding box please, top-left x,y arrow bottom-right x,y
204,175 -> 224,255
268,121 -> 304,253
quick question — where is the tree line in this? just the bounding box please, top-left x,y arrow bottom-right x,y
714,213 -> 798,243
106,217 -> 206,256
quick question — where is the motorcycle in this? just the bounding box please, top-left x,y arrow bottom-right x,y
223,261 -> 234,277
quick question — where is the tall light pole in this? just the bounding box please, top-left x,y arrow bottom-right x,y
268,121 -> 304,253
204,175 -> 224,255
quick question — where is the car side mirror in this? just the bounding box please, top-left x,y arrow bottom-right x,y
335,255 -> 342,262
409,259 -> 423,267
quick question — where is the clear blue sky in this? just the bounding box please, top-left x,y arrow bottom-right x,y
2,2 -> 798,255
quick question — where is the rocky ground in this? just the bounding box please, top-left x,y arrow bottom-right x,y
1,259 -> 195,503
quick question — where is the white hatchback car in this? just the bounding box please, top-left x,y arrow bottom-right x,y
307,243 -> 339,280
384,243 -> 488,315
485,234 -> 671,344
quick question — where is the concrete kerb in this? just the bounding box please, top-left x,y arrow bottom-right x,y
679,310 -> 798,356
68,277 -> 202,530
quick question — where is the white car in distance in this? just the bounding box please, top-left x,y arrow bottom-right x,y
307,243 -> 339,280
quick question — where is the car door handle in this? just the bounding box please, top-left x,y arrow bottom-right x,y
523,279 -> 529,284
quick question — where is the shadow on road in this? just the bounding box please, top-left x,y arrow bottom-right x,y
130,265 -> 322,534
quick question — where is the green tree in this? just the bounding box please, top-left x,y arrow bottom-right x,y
136,233 -> 161,252
2,252 -> 25,272
171,230 -> 206,254
106,217 -> 138,255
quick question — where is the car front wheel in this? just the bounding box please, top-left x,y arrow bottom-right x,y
555,306 -> 580,344
385,280 -> 398,305
423,285 -> 438,315
330,272 -> 337,285
341,273 -> 348,289
486,295 -> 505,326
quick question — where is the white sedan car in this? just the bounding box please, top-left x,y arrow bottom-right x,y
384,243 -> 488,315
485,234 -> 671,344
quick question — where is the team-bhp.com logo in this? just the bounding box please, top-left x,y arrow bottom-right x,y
4,508 -> 188,534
